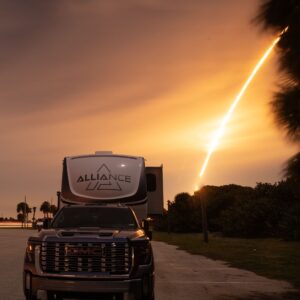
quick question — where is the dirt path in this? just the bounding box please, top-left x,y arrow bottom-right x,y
153,241 -> 298,300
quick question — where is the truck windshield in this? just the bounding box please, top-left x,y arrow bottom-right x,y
51,206 -> 138,229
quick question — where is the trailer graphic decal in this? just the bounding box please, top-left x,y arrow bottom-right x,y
76,163 -> 131,192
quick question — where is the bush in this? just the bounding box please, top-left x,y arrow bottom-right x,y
221,197 -> 278,237
280,202 -> 300,240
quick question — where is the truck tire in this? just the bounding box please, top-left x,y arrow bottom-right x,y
142,275 -> 154,300
137,294 -> 154,300
137,288 -> 154,300
144,291 -> 155,300
25,294 -> 37,300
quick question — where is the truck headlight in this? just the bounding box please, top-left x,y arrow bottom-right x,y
26,241 -> 40,263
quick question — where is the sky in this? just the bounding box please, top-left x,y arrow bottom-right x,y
0,0 -> 297,217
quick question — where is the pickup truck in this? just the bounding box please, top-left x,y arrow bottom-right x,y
24,204 -> 154,300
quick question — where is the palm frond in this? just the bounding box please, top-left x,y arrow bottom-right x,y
271,85 -> 300,141
284,152 -> 300,184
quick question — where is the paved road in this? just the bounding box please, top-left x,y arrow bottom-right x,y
0,230 -> 297,300
0,229 -> 31,300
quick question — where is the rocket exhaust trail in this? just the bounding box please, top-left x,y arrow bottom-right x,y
198,28 -> 288,180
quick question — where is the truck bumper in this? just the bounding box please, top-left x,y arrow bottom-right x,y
31,276 -> 141,294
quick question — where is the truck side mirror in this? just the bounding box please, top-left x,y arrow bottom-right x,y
142,218 -> 153,240
146,174 -> 156,192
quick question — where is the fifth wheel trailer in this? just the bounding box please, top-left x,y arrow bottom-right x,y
58,151 -> 163,221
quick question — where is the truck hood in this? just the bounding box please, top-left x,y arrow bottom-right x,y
34,228 -> 146,242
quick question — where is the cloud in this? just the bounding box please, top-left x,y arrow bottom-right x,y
0,0 -> 261,118
1,0 -> 292,216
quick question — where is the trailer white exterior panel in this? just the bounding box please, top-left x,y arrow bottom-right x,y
66,155 -> 144,200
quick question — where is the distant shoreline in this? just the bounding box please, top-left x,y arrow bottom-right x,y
0,222 -> 32,228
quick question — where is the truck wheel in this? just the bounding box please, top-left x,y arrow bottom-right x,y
25,294 -> 37,300
145,291 -> 155,300
142,275 -> 154,300
137,289 -> 154,300
137,294 -> 154,300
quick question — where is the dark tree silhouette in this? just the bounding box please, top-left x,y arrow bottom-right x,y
40,201 -> 51,218
17,213 -> 25,223
168,193 -> 199,232
254,0 -> 300,183
16,202 -> 31,228
284,153 -> 300,194
50,204 -> 58,217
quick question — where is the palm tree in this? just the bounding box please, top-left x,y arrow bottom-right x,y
32,206 -> 37,222
254,0 -> 300,182
284,153 -> 300,191
40,201 -> 51,218
17,213 -> 25,224
16,202 -> 31,228
50,204 -> 58,217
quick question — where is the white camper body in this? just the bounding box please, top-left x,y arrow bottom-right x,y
59,152 -> 163,221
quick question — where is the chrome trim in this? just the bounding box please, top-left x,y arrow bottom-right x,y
38,241 -> 132,279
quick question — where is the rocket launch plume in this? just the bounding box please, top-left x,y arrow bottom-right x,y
198,27 -> 288,182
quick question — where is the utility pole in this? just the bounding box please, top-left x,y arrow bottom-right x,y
195,190 -> 209,243
32,207 -> 36,227
200,196 -> 209,243
24,195 -> 27,229
167,200 -> 171,234
57,191 -> 61,212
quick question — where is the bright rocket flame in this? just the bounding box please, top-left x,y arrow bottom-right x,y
199,28 -> 288,179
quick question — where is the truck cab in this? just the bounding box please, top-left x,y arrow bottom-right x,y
23,152 -> 163,300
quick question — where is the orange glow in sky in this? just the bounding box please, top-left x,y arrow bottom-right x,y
198,36 -> 281,181
198,26 -> 289,183
0,1 -> 296,216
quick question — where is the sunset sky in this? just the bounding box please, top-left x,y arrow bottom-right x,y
0,0 -> 297,217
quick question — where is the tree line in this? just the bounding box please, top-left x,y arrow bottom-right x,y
16,201 -> 58,227
155,0 -> 300,242
155,179 -> 300,241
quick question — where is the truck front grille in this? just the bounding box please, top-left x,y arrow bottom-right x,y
40,241 -> 131,274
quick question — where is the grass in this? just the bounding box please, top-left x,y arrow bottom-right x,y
153,231 -> 300,289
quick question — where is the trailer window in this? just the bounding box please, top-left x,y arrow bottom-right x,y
146,173 -> 156,192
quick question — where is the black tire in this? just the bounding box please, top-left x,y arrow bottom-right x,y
139,295 -> 154,300
139,288 -> 154,300
145,291 -> 155,300
25,294 -> 37,300
142,275 -> 154,300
